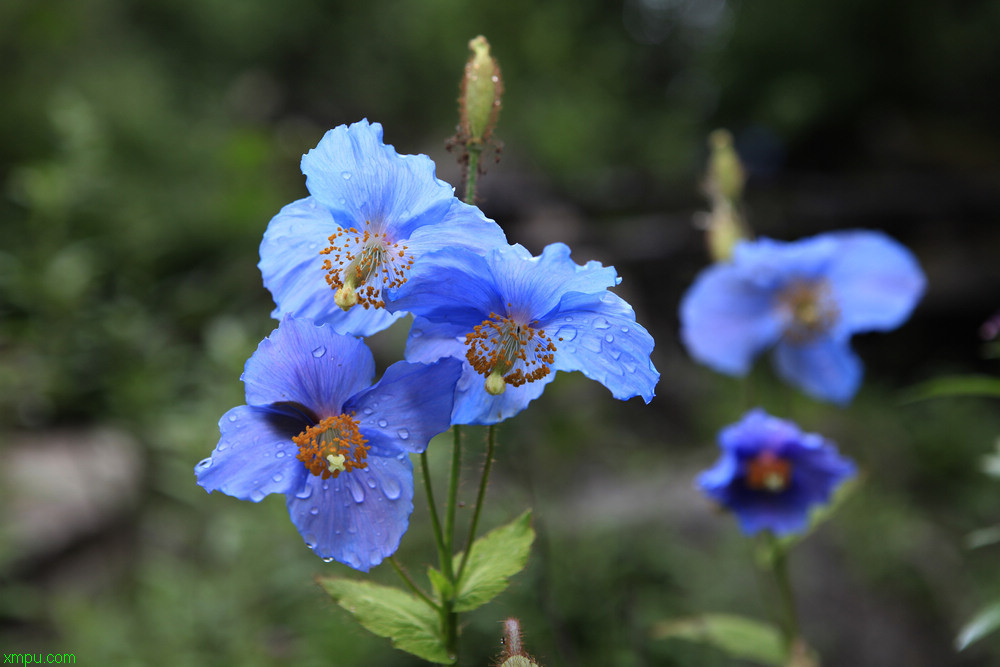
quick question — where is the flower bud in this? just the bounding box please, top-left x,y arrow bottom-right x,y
460,35 -> 503,146
705,129 -> 745,203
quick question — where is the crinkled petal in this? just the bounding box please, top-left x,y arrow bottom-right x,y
824,230 -> 926,334
544,291 -> 658,402
345,358 -> 462,454
402,199 -> 507,260
732,235 -> 838,288
243,316 -> 375,415
386,247 -> 505,325
286,452 -> 414,571
195,405 -> 309,501
680,263 -> 783,375
402,317 -> 552,425
301,120 -> 456,235
772,336 -> 862,404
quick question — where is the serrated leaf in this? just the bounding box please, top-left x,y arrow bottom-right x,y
453,510 -> 534,612
427,565 -> 453,602
956,600 -> 1000,651
651,614 -> 787,665
318,578 -> 451,664
900,375 -> 1000,403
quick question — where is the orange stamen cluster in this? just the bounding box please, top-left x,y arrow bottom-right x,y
464,309 -> 557,389
745,450 -> 793,492
777,279 -> 839,343
293,414 -> 369,479
319,222 -> 414,309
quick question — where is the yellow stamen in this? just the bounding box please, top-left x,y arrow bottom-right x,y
293,414 -> 368,479
464,311 -> 557,394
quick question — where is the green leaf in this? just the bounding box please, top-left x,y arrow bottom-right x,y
900,375 -> 1000,403
966,524 -> 1000,550
318,578 -> 451,664
957,600 -> 1000,651
651,614 -> 787,665
453,510 -> 534,612
427,565 -> 453,602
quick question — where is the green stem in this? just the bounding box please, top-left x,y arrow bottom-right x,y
464,145 -> 482,205
443,425 -> 462,578
420,451 -> 448,578
456,424 -> 497,582
765,533 -> 800,648
388,556 -> 438,612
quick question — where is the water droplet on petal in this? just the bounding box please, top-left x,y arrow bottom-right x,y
250,489 -> 265,502
362,407 -> 374,415
410,328 -> 424,338
382,475 -> 402,500
304,533 -> 318,548
397,428 -> 409,440
620,325 -> 630,333
217,442 -> 228,452
321,556 -> 334,563
593,317 -> 611,330
377,418 -> 388,428
295,484 -> 313,499
365,477 -> 377,489
349,482 -> 366,503
309,506 -> 319,515
608,348 -> 622,360
556,326 -> 577,341
341,171 -> 352,180
581,336 -> 603,353
338,197 -> 346,205
604,333 -> 615,343
227,413 -> 238,422
312,346 -> 326,358
275,450 -> 285,459
272,473 -> 284,483
196,458 -> 212,471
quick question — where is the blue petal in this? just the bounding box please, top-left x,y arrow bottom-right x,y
679,263 -> 783,375
301,120 -> 457,237
403,199 -> 507,260
403,317 -> 552,425
346,358 -> 462,454
732,235 -> 839,288
544,291 -> 658,402
386,247 -> 505,325
285,452 -> 414,571
242,317 -> 375,416
823,230 -> 926,334
196,405 -> 309,501
772,336 -> 862,404
259,197 -> 405,336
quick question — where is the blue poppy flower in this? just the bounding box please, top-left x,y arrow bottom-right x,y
195,316 -> 462,571
259,119 -> 507,337
697,409 -> 856,536
386,242 -> 659,425
680,230 -> 925,404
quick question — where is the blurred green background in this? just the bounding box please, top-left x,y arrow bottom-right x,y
2,0 -> 1000,664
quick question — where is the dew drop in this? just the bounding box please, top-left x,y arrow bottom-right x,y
556,326 -> 577,342
377,418 -> 388,428
227,413 -> 238,422
410,328 -> 424,338
593,317 -> 611,330
338,197 -> 346,205
620,325 -> 630,333
349,482 -> 366,503
609,348 -> 622,360
250,489 -> 265,502
312,346 -> 326,358
295,484 -> 313,499
196,458 -> 212,471
362,407 -> 374,415
397,428 -> 409,440
581,336 -> 603,353
604,333 -> 615,343
217,442 -> 228,452
309,507 -> 320,516
623,359 -> 638,373
275,450 -> 286,459
272,473 -> 284,483
322,557 -> 334,563
365,477 -> 377,489
304,533 -> 318,548
341,171 -> 352,180
382,475 -> 402,500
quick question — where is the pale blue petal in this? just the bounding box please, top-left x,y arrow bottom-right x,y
286,452 -> 414,571
301,120 -> 456,236
195,405 -> 309,501
732,235 -> 838,288
386,247 -> 504,325
402,199 -> 507,259
242,317 -> 375,416
544,291 -> 658,402
680,263 -> 784,375
772,336 -> 863,404
346,358 -> 462,454
824,230 -> 926,334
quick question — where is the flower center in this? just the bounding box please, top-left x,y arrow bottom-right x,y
777,279 -> 839,342
464,311 -> 557,395
293,414 -> 369,479
320,221 -> 415,311
745,450 -> 793,493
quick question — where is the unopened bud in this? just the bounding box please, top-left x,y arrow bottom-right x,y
460,36 -> 503,145
496,618 -> 541,667
702,200 -> 748,263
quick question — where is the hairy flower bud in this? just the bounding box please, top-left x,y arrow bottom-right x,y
460,35 -> 503,146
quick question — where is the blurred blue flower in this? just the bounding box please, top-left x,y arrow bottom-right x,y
386,242 -> 659,425
259,119 -> 506,337
680,230 -> 925,404
195,316 -> 461,571
697,409 -> 856,536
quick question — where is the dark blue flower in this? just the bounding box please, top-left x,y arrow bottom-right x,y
386,242 -> 659,425
195,316 -> 462,571
697,409 -> 856,536
680,230 -> 925,404
259,119 -> 507,337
